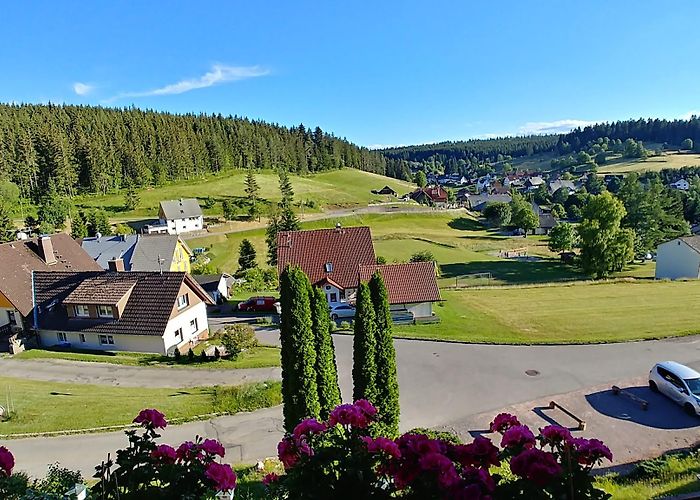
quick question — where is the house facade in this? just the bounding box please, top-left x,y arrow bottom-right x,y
81,234 -> 193,273
146,198 -> 204,235
0,234 -> 102,335
33,271 -> 214,355
655,236 -> 700,280
193,274 -> 231,304
410,185 -> 448,207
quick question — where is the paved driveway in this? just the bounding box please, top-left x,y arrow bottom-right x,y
3,333 -> 700,477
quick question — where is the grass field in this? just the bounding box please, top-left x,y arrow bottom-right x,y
0,377 -> 281,435
395,280 -> 700,343
13,345 -> 280,369
73,168 -> 415,219
598,152 -> 700,174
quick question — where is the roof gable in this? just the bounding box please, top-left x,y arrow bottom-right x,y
160,198 -> 203,220
130,234 -> 181,271
277,226 -> 376,289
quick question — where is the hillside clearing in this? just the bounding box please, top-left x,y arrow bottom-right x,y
395,280 -> 700,344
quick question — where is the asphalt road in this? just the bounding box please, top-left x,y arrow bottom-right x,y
3,332 -> 700,477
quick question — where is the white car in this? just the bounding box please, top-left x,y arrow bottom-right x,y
329,303 -> 355,321
648,361 -> 700,416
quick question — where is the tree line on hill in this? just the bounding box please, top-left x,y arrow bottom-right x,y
0,103 -> 389,204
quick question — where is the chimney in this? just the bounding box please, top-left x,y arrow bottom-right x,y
108,258 -> 125,272
39,236 -> 57,265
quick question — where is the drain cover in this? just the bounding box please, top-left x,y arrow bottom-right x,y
525,369 -> 540,376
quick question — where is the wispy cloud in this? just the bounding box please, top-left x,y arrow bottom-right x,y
105,64 -> 269,102
73,82 -> 94,96
518,119 -> 597,135
680,110 -> 700,120
367,143 -> 408,150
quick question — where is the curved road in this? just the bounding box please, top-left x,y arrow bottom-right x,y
3,333 -> 700,477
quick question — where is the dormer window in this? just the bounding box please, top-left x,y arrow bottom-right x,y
74,305 -> 90,317
325,262 -> 333,273
97,305 -> 113,318
177,293 -> 189,310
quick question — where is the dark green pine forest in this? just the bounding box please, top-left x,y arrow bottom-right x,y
0,103 -> 393,202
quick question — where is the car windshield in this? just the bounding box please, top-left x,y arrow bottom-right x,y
684,378 -> 700,396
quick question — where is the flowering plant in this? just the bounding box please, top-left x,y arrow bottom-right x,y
268,408 -> 612,499
93,409 -> 236,499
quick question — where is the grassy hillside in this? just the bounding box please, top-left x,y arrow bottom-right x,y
74,168 -> 416,219
598,152 -> 700,174
396,280 -> 700,344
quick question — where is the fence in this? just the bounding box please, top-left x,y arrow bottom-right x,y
446,272 -> 493,289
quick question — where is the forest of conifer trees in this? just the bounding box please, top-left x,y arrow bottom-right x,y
0,103 -> 390,202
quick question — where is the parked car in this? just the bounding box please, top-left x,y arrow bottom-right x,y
648,361 -> 700,416
237,296 -> 278,313
329,303 -> 355,321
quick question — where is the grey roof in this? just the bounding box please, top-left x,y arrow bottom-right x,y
130,234 -> 186,272
539,213 -> 557,229
160,198 -> 203,220
680,235 -> 700,254
549,180 -> 576,193
33,271 -> 213,337
81,235 -> 139,270
467,194 -> 512,211
193,274 -> 224,292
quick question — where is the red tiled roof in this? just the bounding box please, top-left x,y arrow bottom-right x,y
358,262 -> 442,305
412,186 -> 448,202
277,227 -> 376,289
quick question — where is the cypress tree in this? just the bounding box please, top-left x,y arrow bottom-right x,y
310,286 -> 341,419
369,271 -> 400,435
279,266 -> 320,432
352,282 -> 378,403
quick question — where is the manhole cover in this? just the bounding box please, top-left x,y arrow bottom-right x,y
525,369 -> 540,376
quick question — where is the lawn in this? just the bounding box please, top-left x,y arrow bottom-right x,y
73,168 -> 415,219
395,279 -> 700,344
13,346 -> 280,369
598,152 -> 700,174
0,377 -> 281,436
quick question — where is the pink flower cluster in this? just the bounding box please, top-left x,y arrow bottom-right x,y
501,425 -> 536,450
489,412 -> 520,433
205,462 -> 237,492
0,446 -> 14,477
571,438 -> 613,466
510,448 -> 561,487
362,436 -> 401,459
133,408 -> 167,429
328,399 -> 377,428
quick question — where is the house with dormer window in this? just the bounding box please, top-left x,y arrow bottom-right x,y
32,271 -> 214,355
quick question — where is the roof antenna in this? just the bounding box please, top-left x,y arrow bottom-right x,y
158,254 -> 165,275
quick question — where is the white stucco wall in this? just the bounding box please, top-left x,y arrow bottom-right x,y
164,216 -> 204,235
39,330 -> 167,354
321,284 -> 342,304
390,302 -> 434,319
163,301 -> 209,355
656,239 -> 700,280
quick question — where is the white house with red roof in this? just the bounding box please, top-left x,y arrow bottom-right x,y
277,225 -> 441,319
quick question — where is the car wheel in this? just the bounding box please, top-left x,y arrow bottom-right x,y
331,314 -> 338,321
684,403 -> 697,416
648,380 -> 659,392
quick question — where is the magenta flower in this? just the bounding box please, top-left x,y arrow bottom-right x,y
150,444 -> 177,464
362,436 -> 401,459
205,462 -> 237,491
489,413 -> 520,434
133,408 -> 167,429
451,436 -> 500,468
419,452 -> 460,489
328,404 -> 369,428
510,448 -> 561,487
501,425 -> 536,449
176,441 -> 198,461
539,425 -> 573,449
201,439 -> 226,458
292,418 -> 327,440
278,437 -> 300,470
571,437 -> 613,465
0,446 -> 14,477
354,399 -> 378,418
262,472 -> 280,486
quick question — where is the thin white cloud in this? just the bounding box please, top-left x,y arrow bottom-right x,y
106,64 -> 269,102
73,82 -> 94,96
518,119 -> 598,135
680,110 -> 700,120
367,143 -> 408,150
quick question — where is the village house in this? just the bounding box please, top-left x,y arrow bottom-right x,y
193,274 -> 232,304
81,234 -> 193,273
371,185 -> 398,196
525,176 -> 545,191
465,193 -> 513,212
276,225 -> 441,320
548,179 -> 576,195
0,234 -> 102,336
655,236 -> 700,280
33,271 -> 214,355
145,198 -> 204,235
410,185 -> 449,207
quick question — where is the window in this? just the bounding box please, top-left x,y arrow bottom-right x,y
97,305 -> 113,318
177,294 -> 189,310
175,327 -> 183,340
57,332 -> 67,342
73,304 -> 90,317
99,335 -> 115,345
190,318 -> 198,334
325,262 -> 333,273
7,311 -> 16,326
329,293 -> 338,303
79,334 -> 86,343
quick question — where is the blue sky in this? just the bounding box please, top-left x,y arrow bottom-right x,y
2,1 -> 699,147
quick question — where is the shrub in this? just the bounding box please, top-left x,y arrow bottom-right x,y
408,427 -> 462,445
173,347 -> 181,361
409,250 -> 435,263
339,321 -> 352,330
199,351 -> 208,363
214,347 -> 221,360
187,348 -> 195,362
221,324 -> 258,360
212,382 -> 282,414
30,462 -> 84,497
